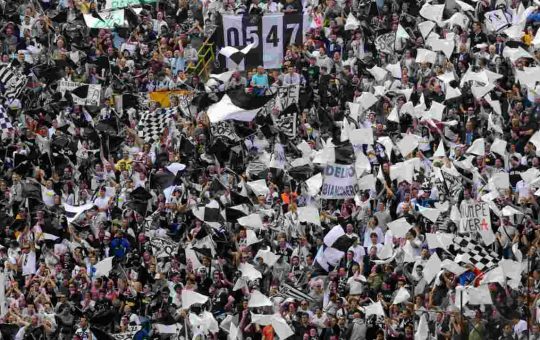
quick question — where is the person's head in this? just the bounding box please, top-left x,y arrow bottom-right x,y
257,65 -> 264,74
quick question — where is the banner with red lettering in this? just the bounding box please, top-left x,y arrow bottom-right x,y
459,202 -> 491,234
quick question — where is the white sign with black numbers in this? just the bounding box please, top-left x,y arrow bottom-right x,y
220,13 -> 309,71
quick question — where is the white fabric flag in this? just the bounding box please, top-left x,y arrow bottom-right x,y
491,138 -> 507,156
433,140 -> 446,158
358,174 -> 376,191
529,131 -> 540,150
445,85 -> 462,100
387,218 -> 412,238
415,314 -> 429,340
64,203 -> 94,223
0,272 -> 6,317
305,173 -> 323,196
363,301 -> 385,317
94,256 -> 114,277
422,253 -> 442,284
349,128 -> 374,145
248,290 -> 273,307
298,206 -> 321,226
441,259 -> 467,276
467,138 -> 485,155
182,290 -> 209,309
245,229 -> 261,246
418,21 -> 436,39
367,66 -> 388,82
455,0 -> 475,11
237,214 -> 264,229
239,263 -> 262,280
393,287 -> 411,304
419,3 -> 445,22
415,49 -> 437,64
247,179 -> 269,196
468,285 -> 493,305
355,151 -> 371,175
481,266 -> 505,284
430,38 -> 455,58
418,206 -> 441,222
386,62 -> 402,79
254,248 -> 280,267
344,12 -> 360,30
397,134 -> 418,157
207,94 -> 261,123
426,100 -> 445,121
396,24 -> 410,40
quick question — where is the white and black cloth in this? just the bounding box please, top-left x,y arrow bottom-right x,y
136,109 -> 173,144
0,104 -> 13,131
0,64 -> 27,99
452,235 -> 500,271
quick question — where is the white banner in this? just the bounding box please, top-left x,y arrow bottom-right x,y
221,13 -> 309,70
58,81 -> 102,105
105,0 -> 155,10
84,10 -> 125,29
321,163 -> 359,199
459,202 -> 491,233
275,85 -> 300,111
484,9 -> 509,32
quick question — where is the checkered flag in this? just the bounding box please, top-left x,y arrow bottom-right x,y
136,109 -> 172,144
0,104 -> 13,131
452,235 -> 499,271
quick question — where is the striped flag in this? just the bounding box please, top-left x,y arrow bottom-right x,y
280,282 -> 314,302
0,64 -> 27,99
0,104 -> 13,131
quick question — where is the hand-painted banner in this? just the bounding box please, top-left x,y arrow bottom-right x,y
58,81 -> 101,105
459,202 -> 491,234
83,10 -> 125,29
321,163 -> 359,199
105,0 -> 156,10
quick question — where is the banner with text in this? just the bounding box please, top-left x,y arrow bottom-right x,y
105,0 -> 155,10
58,81 -> 101,105
83,10 -> 125,29
459,202 -> 491,234
321,163 -> 359,199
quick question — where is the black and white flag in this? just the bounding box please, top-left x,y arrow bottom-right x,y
219,43 -> 255,65
0,64 -> 27,99
374,32 -> 395,55
275,104 -> 298,140
219,13 -> 309,70
314,225 -> 357,274
207,89 -> 275,123
0,104 -> 13,131
451,235 -> 499,272
210,121 -> 239,141
136,109 -> 173,144
149,237 -> 179,258
280,282 -> 315,302
275,85 -> 300,111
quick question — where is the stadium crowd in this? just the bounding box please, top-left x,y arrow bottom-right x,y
2,0 -> 540,339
